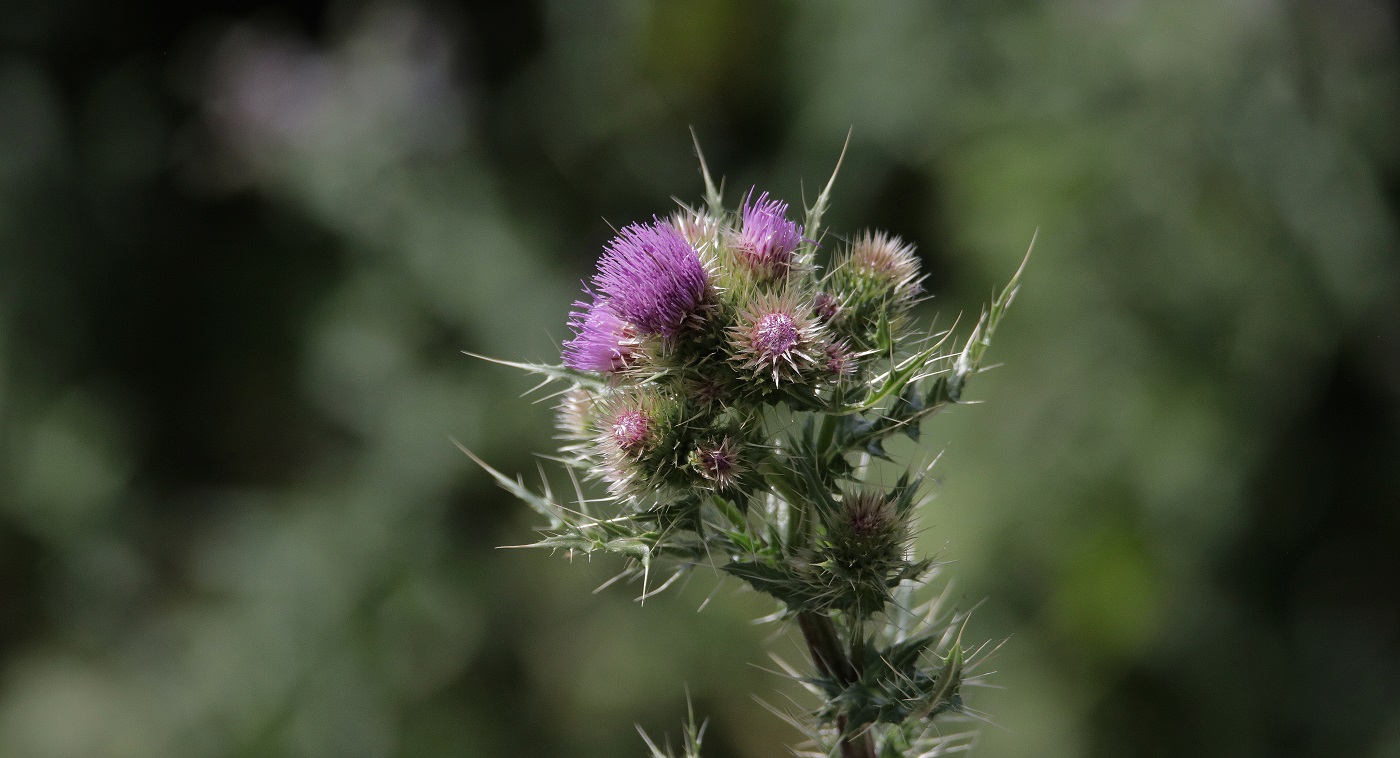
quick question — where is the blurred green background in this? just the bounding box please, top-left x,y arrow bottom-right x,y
3,1 -> 1399,756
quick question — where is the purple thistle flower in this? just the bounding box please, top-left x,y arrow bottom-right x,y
562,297 -> 636,373
594,220 -> 709,338
731,190 -> 803,281
754,312 -> 799,356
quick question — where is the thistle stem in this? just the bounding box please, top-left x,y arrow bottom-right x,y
797,611 -> 876,758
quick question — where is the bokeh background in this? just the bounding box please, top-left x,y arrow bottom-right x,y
3,1 -> 1399,756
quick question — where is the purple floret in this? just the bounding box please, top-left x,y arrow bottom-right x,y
734,190 -> 803,278
562,297 -> 635,372
594,220 -> 709,337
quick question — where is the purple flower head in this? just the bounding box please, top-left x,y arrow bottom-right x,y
731,190 -> 804,280
562,297 -> 636,373
728,291 -> 823,386
754,312 -> 799,357
594,220 -> 709,338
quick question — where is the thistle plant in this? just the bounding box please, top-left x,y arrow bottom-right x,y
466,137 -> 1031,758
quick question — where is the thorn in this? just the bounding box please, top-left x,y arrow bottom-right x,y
690,126 -> 723,213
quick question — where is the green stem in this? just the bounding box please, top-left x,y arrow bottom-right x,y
797,611 -> 876,758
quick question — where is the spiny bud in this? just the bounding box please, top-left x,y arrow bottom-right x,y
846,230 -> 923,304
610,408 -> 653,454
827,490 -> 906,567
728,291 -> 825,386
824,339 -> 857,378
588,388 -> 705,499
671,207 -> 720,254
689,436 -> 744,491
824,230 -> 925,349
592,391 -> 673,496
554,386 -> 596,440
813,291 -> 842,322
815,489 -> 917,617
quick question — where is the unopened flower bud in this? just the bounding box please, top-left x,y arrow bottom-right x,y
846,231 -> 923,304
671,207 -> 720,253
689,436 -> 744,491
815,489 -> 916,616
813,291 -> 842,322
554,386 -> 596,440
824,339 -> 857,378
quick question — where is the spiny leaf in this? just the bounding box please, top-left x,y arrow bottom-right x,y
948,230 -> 1035,400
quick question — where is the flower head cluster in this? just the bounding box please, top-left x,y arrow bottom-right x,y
555,189 -> 938,498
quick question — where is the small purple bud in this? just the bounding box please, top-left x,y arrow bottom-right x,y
687,377 -> 726,407
594,220 -> 710,338
825,340 -> 857,377
813,291 -> 842,322
826,490 -> 907,571
690,436 -> 743,490
730,190 -> 803,281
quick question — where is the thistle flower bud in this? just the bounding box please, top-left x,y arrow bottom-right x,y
816,489 -> 917,617
590,389 -> 691,497
846,230 -> 923,304
824,230 -> 925,349
685,376 -> 726,408
610,408 -> 654,454
728,291 -> 825,387
728,190 -> 803,282
594,220 -> 711,339
824,339 -> 857,378
688,436 -> 744,491
812,291 -> 842,322
562,297 -> 637,372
